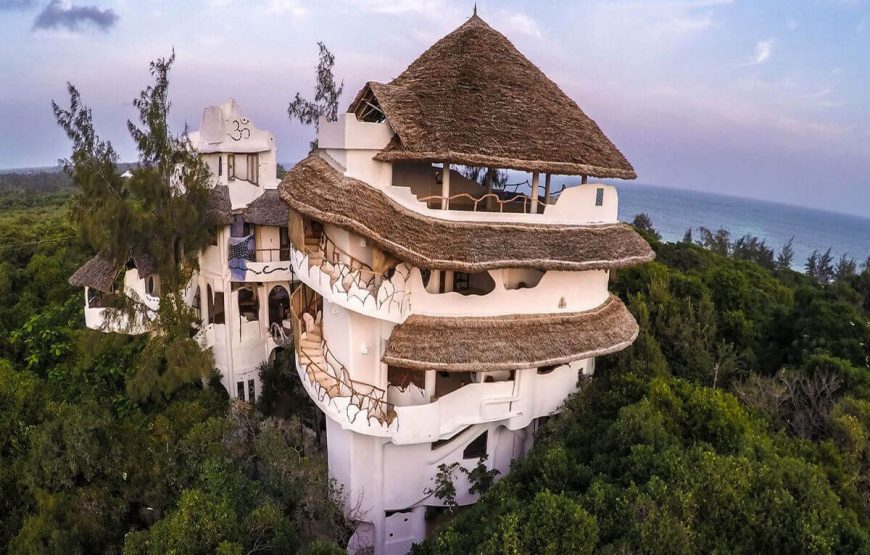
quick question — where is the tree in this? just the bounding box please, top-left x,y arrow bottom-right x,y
632,213 -> 661,242
287,42 -> 344,150
776,236 -> 795,271
806,248 -> 835,285
836,254 -> 858,282
53,52 -> 216,402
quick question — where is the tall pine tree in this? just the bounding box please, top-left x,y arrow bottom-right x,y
53,52 -> 215,402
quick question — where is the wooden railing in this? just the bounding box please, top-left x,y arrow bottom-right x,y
289,285 -> 396,426
316,232 -> 382,289
417,190 -> 561,214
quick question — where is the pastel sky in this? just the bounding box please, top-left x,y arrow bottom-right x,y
1,0 -> 869,216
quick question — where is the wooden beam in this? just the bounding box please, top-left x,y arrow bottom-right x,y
531,171 -> 540,213
544,173 -> 552,206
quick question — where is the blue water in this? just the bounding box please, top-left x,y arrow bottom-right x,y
615,184 -> 870,270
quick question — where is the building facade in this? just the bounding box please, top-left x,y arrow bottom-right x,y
69,99 -> 293,403
69,13 -> 654,554
277,14 -> 653,555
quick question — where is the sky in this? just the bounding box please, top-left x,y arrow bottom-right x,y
1,0 -> 869,217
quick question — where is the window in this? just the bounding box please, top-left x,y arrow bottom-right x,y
228,154 -> 236,180
237,381 -> 245,401
248,379 -> 256,403
463,431 -> 488,460
246,153 -> 259,185
213,291 -> 225,325
218,155 -> 222,177
237,287 -> 259,322
146,275 -> 159,297
537,365 -> 558,375
595,187 -> 604,206
279,227 -> 290,261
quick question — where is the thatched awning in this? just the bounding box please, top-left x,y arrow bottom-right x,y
383,295 -> 638,371
209,185 -> 233,225
69,256 -> 118,293
348,14 -> 635,179
243,190 -> 288,226
133,253 -> 158,279
278,155 -> 654,272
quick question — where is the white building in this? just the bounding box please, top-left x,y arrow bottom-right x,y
276,13 -> 654,555
69,99 -> 294,402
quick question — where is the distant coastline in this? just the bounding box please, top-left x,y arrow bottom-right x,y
617,183 -> 870,269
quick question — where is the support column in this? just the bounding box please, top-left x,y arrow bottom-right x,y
530,171 -> 540,213
543,173 -> 551,207
485,167 -> 494,211
441,162 -> 450,210
444,270 -> 455,293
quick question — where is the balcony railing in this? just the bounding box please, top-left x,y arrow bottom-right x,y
295,230 -> 411,319
290,285 -> 396,426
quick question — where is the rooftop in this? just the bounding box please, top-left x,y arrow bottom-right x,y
348,14 -> 635,179
383,294 -> 638,371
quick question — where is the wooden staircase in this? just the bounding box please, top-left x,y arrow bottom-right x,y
298,321 -> 343,398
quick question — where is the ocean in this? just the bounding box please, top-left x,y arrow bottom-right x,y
615,184 -> 870,270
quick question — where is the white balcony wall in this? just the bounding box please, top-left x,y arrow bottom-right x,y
407,268 -> 610,317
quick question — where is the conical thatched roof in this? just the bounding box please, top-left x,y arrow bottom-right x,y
243,190 -> 289,226
69,255 -> 119,292
349,14 -> 635,179
383,295 -> 638,371
279,155 -> 654,272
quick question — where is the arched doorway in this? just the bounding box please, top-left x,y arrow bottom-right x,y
268,285 -> 290,328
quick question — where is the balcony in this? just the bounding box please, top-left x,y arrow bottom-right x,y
289,230 -> 411,322
227,235 -> 294,282
290,286 -> 398,433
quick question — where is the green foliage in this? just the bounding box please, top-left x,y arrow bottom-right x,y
287,42 -> 344,150
53,52 -> 218,402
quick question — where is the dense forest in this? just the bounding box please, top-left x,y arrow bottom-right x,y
3,175 -> 870,553
0,189 -> 347,554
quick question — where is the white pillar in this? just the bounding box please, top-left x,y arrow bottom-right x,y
444,270 -> 455,292
530,171 -> 540,213
441,162 -> 450,210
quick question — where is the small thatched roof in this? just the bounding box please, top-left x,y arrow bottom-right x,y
132,253 -> 158,279
243,190 -> 288,226
209,185 -> 233,224
383,295 -> 637,371
348,14 -> 635,179
278,155 -> 653,272
68,255 -> 119,293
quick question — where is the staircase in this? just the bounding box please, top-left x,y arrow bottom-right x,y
303,233 -> 378,297
291,286 -> 396,427
298,320 -> 344,398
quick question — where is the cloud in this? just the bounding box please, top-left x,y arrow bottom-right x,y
32,1 -> 118,32
0,0 -> 35,9
497,12 -> 542,39
349,0 -> 447,17
263,0 -> 307,16
751,39 -> 774,64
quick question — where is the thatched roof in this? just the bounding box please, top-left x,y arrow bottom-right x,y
68,255 -> 118,293
133,253 -> 158,279
243,190 -> 288,226
209,185 -> 233,224
348,14 -> 635,179
278,155 -> 654,272
383,295 -> 637,371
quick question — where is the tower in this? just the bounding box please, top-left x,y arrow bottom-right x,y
277,14 -> 653,554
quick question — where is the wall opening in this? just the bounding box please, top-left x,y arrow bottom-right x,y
463,431 -> 488,460
454,271 -> 496,296
268,285 -> 290,328
502,268 -> 545,290
237,287 -> 259,322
